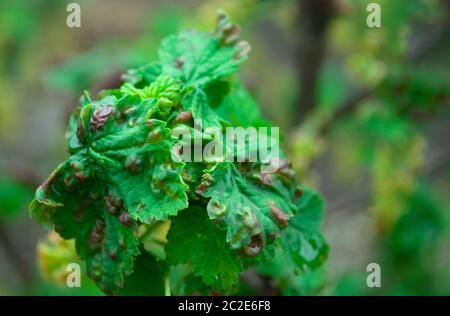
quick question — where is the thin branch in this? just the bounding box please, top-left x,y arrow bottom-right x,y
294,0 -> 336,125
0,222 -> 33,286
317,20 -> 449,135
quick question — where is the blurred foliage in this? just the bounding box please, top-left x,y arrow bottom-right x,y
36,232 -> 102,295
37,232 -> 101,293
0,175 -> 33,220
383,185 -> 447,295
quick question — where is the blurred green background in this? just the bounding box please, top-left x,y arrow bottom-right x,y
0,0 -> 449,295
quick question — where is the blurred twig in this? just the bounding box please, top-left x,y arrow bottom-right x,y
318,20 -> 450,135
327,139 -> 450,213
294,0 -> 336,124
0,222 -> 33,286
3,164 -> 40,187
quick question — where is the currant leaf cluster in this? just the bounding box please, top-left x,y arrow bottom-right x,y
30,11 -> 328,295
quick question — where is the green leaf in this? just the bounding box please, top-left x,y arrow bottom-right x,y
30,158 -> 140,293
199,162 -> 297,253
122,62 -> 162,87
281,188 -> 329,270
117,250 -> 168,296
91,122 -> 189,222
30,157 -> 139,293
166,206 -> 243,291
214,80 -> 268,128
182,88 -> 223,129
256,244 -> 327,295
84,211 -> 140,294
159,11 -> 250,85
30,74 -> 189,293
203,80 -> 231,108
66,83 -> 188,222
30,160 -> 75,227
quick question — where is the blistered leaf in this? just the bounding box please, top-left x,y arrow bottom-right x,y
30,74 -> 189,293
281,188 -> 329,270
159,11 -> 250,85
84,211 -> 140,293
199,162 -> 298,254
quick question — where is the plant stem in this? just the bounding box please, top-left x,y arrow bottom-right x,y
164,274 -> 171,296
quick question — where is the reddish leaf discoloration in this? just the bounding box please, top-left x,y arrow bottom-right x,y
90,105 -> 116,132
269,201 -> 289,228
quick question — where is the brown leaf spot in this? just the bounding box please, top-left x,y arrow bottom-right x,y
173,111 -> 192,125
109,248 -> 117,260
90,105 -> 116,132
89,219 -> 105,250
174,58 -> 184,69
239,234 -> 263,257
119,212 -> 132,227
259,172 -> 273,186
269,201 -> 289,228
